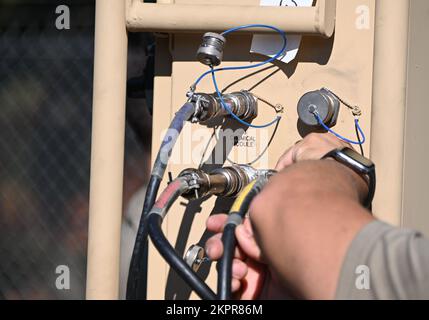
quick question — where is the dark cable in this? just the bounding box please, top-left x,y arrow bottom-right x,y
355,121 -> 365,157
218,224 -> 237,300
126,102 -> 195,300
126,176 -> 160,299
148,214 -> 217,300
141,177 -> 216,300
218,179 -> 266,300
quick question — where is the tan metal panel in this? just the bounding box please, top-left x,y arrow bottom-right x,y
149,0 -> 376,299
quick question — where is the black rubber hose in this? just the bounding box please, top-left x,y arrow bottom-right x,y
148,214 -> 217,300
218,178 -> 267,300
218,224 -> 236,300
127,102 -> 195,300
126,175 -> 160,300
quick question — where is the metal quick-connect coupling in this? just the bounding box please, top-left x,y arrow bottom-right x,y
190,91 -> 258,124
178,165 -> 275,200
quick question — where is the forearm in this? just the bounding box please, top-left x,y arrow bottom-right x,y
249,160 -> 374,299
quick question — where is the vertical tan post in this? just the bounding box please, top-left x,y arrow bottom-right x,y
370,0 -> 410,226
86,0 -> 128,300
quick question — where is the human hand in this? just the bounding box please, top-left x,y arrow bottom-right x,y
275,133 -> 351,171
247,161 -> 375,299
205,214 -> 267,300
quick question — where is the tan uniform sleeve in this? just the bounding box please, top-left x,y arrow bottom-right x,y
336,220 -> 429,300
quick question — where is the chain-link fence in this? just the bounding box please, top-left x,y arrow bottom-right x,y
0,0 -> 153,299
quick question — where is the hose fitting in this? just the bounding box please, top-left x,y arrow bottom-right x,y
189,91 -> 258,124
178,165 -> 275,200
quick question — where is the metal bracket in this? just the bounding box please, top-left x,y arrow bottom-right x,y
126,0 -> 336,38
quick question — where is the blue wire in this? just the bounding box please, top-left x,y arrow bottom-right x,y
211,69 -> 281,129
193,24 -> 287,129
314,112 -> 366,145
193,24 -> 288,88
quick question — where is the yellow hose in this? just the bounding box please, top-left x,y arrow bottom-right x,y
229,179 -> 257,213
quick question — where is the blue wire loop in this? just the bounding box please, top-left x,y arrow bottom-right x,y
193,24 -> 287,88
313,112 -> 366,146
192,24 -> 288,129
211,69 -> 281,129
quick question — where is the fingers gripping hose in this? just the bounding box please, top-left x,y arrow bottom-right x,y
147,178 -> 217,300
218,177 -> 269,300
127,103 -> 195,300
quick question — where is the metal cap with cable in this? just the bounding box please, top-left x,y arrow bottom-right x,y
297,88 -> 366,151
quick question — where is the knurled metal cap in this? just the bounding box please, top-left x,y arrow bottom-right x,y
197,32 -> 226,67
297,89 -> 340,127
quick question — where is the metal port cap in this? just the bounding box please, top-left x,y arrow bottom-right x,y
297,89 -> 338,127
196,32 -> 226,67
